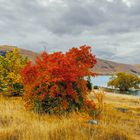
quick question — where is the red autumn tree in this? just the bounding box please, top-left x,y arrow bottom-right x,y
21,45 -> 96,114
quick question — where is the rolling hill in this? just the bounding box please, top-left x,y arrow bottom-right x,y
0,45 -> 38,61
133,64 -> 140,74
0,45 -> 139,75
93,58 -> 139,75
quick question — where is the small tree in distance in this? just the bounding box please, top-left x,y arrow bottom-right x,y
108,72 -> 140,91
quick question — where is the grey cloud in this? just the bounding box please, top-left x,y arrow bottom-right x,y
0,0 -> 140,64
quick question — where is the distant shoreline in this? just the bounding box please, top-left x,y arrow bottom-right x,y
93,89 -> 140,99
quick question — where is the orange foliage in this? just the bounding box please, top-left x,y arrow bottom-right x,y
21,45 -> 96,114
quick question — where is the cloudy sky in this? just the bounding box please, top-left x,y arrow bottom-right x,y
0,0 -> 140,64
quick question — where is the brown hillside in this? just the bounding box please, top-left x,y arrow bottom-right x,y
0,45 -> 139,75
133,64 -> 140,74
93,58 -> 139,75
0,45 -> 38,61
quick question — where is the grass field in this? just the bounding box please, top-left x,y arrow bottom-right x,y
0,91 -> 140,140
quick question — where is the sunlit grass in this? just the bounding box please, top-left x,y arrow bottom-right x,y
0,91 -> 140,140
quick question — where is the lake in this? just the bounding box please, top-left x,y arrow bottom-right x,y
91,75 -> 140,96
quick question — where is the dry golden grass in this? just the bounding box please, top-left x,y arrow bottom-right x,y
0,91 -> 140,140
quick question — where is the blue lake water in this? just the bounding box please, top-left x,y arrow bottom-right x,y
91,76 -> 111,87
91,76 -> 140,96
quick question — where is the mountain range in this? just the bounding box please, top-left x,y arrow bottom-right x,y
0,45 -> 139,75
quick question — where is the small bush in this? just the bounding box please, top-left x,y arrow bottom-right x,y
21,45 -> 97,114
93,85 -> 99,89
94,91 -> 105,117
